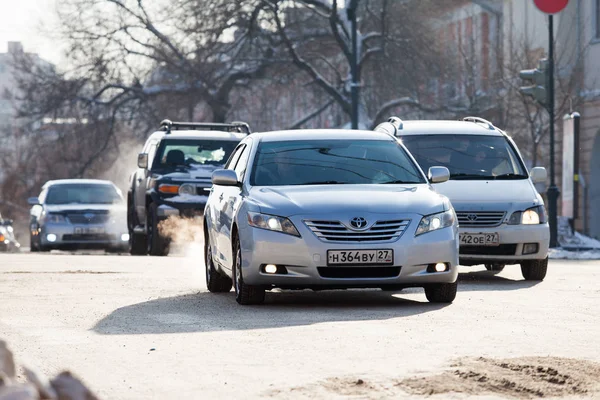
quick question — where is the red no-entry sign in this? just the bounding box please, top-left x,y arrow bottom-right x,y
533,0 -> 569,14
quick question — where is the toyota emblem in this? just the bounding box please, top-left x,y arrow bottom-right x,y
466,213 -> 478,222
349,217 -> 368,230
84,213 -> 95,220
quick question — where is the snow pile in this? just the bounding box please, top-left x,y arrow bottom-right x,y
551,217 -> 600,260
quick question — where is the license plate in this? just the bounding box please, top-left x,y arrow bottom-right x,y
327,249 -> 393,265
460,233 -> 499,246
74,226 -> 105,234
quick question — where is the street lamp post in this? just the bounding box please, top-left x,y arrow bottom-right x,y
546,14 -> 560,248
347,0 -> 359,130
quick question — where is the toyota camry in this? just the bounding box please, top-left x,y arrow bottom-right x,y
203,129 -> 459,305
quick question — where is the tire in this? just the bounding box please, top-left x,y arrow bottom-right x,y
129,233 -> 147,255
30,233 -> 39,252
424,281 -> 458,303
204,229 -> 232,293
485,263 -> 505,272
520,257 -> 548,281
233,236 -> 265,305
147,203 -> 169,256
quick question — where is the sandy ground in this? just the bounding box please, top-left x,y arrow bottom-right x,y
1,250 -> 599,399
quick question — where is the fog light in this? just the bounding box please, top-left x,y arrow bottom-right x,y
46,234 -> 57,242
435,263 -> 447,272
121,233 -> 130,242
522,243 -> 538,255
264,264 -> 278,274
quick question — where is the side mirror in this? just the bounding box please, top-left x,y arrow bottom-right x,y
428,166 -> 450,184
27,197 -> 40,206
530,167 -> 547,184
212,169 -> 240,187
137,153 -> 148,169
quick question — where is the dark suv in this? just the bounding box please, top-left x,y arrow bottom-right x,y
128,119 -> 250,256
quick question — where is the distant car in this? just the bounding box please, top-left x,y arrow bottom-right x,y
28,179 -> 129,253
128,119 -> 250,256
379,116 -> 550,281
0,214 -> 21,252
204,129 -> 459,305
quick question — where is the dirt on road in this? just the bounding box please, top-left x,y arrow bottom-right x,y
1,254 -> 600,399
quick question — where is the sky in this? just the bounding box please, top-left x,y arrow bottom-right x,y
0,0 -> 64,65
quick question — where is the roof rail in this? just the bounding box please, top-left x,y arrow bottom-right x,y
462,116 -> 495,130
374,116 -> 403,137
159,119 -> 251,134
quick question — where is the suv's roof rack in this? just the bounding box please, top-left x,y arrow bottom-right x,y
462,116 -> 495,130
374,116 -> 403,137
160,119 -> 251,134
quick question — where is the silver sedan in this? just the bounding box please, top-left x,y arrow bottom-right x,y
203,129 -> 459,305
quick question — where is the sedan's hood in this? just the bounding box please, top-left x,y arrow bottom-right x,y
433,179 -> 539,203
44,204 -> 126,213
157,165 -> 220,181
249,184 -> 446,216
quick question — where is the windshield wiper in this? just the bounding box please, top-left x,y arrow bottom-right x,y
300,180 -> 347,185
450,173 -> 492,180
378,180 -> 420,184
493,173 -> 528,180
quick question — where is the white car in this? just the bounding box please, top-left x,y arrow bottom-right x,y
203,129 -> 459,305
380,117 -> 550,281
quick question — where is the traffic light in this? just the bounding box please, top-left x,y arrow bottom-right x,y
519,58 -> 549,107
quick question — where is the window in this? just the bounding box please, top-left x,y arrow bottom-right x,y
401,134 -> 527,180
155,139 -> 238,168
226,145 -> 245,170
45,184 -> 123,205
234,143 -> 252,180
250,139 -> 426,186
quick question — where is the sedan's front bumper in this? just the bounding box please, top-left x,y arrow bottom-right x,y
237,213 -> 459,289
458,223 -> 550,265
40,222 -> 129,251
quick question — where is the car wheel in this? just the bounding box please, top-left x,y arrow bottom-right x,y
520,257 -> 548,281
233,236 -> 265,305
485,263 -> 505,272
204,233 -> 232,293
147,203 -> 169,256
424,281 -> 457,303
129,233 -> 147,255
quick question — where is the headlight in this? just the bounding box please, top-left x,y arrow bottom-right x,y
247,212 -> 300,237
508,205 -> 547,225
179,183 -> 196,196
415,209 -> 455,236
42,213 -> 66,223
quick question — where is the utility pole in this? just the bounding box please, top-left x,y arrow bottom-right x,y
546,14 -> 560,248
347,0 -> 359,130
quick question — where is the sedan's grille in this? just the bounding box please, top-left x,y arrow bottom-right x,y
66,213 -> 110,225
460,244 -> 517,256
63,234 -> 115,242
317,267 -> 401,279
304,219 -> 409,243
456,211 -> 506,228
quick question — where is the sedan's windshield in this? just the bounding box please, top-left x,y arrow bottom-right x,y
45,184 -> 123,205
401,134 -> 527,180
250,139 -> 426,186
156,139 -> 238,168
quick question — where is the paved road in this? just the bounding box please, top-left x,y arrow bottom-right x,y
1,250 -> 599,399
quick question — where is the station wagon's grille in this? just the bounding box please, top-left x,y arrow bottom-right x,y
66,213 -> 110,225
304,219 -> 410,243
460,244 -> 517,256
456,211 -> 505,228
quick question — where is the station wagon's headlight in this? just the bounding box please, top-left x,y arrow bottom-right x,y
247,212 -> 300,237
41,212 -> 66,223
415,209 -> 455,236
508,205 -> 547,225
178,183 -> 196,196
